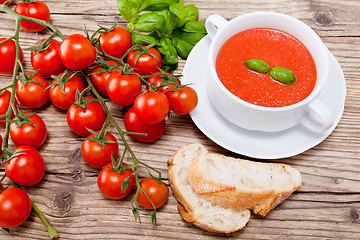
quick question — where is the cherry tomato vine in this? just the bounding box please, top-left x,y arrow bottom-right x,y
0,0 -> 198,238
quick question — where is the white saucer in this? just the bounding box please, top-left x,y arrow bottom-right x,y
181,35 -> 346,159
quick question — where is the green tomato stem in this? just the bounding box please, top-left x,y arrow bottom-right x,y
31,201 -> 59,239
0,173 -> 6,183
0,4 -> 64,237
1,2 -> 162,227
2,19 -> 21,150
83,72 -> 159,221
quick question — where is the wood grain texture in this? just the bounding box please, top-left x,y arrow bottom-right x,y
0,0 -> 360,239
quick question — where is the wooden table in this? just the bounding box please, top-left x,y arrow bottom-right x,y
0,0 -> 359,239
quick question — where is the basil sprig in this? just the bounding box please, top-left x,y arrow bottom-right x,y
245,59 -> 296,85
117,0 -> 206,72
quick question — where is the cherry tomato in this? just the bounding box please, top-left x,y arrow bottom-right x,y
67,97 -> 106,137
0,187 -> 32,229
0,0 -> 10,5
167,86 -> 198,115
31,38 -> 66,77
10,112 -> 47,148
90,61 -> 119,96
49,73 -> 85,110
137,177 -> 169,209
106,71 -> 142,106
124,106 -> 165,142
127,47 -> 162,76
134,91 -> 169,124
5,146 -> 45,186
0,90 -> 16,126
0,38 -> 24,74
81,131 -> 119,169
14,0 -> 50,32
60,34 -> 96,70
146,72 -> 181,96
16,73 -> 49,108
99,27 -> 132,59
98,162 -> 135,200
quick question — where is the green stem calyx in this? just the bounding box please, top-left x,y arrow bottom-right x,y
90,58 -> 119,75
85,126 -> 115,149
25,33 -> 56,54
47,69 -> 77,94
7,110 -> 37,128
71,88 -> 98,109
17,70 -> 42,89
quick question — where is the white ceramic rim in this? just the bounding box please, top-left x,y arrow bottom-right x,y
208,11 -> 330,112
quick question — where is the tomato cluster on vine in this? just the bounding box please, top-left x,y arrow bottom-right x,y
0,0 -> 199,231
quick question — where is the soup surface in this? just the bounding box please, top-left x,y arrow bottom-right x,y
216,28 -> 317,107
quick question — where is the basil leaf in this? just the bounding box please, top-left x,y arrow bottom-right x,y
135,12 -> 166,33
162,64 -> 178,73
169,0 -> 186,28
156,37 -> 178,66
180,21 -> 206,34
172,36 -> 193,59
117,0 -> 142,22
155,9 -> 175,37
269,66 -> 296,85
245,59 -> 269,74
140,0 -> 178,12
184,4 -> 199,22
172,29 -> 205,59
173,29 -> 205,45
131,32 -> 158,45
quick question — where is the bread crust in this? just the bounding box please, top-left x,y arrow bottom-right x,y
187,153 -> 302,216
167,143 -> 250,233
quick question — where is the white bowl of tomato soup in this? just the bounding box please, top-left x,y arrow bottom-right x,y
206,12 -> 333,132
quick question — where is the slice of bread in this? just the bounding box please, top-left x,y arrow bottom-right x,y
186,153 -> 302,216
168,143 -> 250,233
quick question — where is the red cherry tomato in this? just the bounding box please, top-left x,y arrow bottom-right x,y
133,91 -> 169,124
14,0 -> 50,32
0,90 -> 16,126
127,47 -> 162,76
81,131 -> 119,169
5,146 -> 45,186
16,73 -> 49,108
59,34 -> 96,70
137,177 -> 169,209
106,71 -> 142,106
10,112 -> 47,149
49,73 -> 85,110
97,162 -> 135,200
90,61 -> 119,96
124,106 -> 165,142
31,38 -> 66,77
99,27 -> 132,59
146,72 -> 181,95
0,187 -> 32,229
167,86 -> 198,115
0,38 -> 24,74
67,97 -> 106,137
0,0 -> 10,5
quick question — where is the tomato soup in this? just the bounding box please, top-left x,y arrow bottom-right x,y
216,28 -> 316,107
